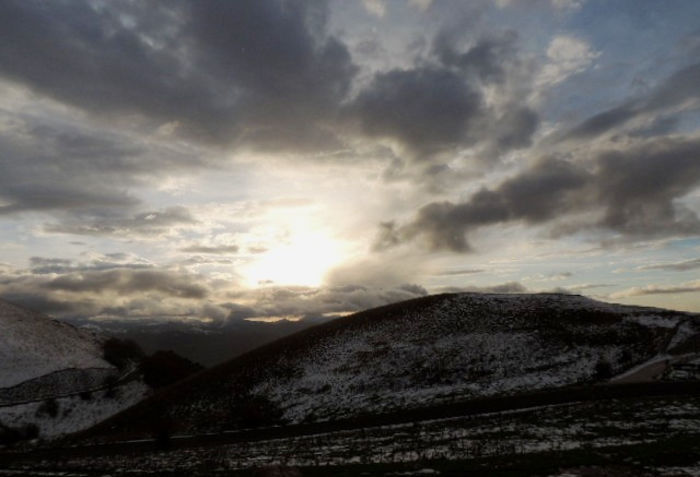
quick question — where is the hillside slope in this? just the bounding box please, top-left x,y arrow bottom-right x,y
0,300 -> 150,441
84,293 -> 699,440
0,300 -> 110,388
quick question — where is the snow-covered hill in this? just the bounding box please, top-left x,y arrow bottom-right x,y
0,300 -> 150,442
0,300 -> 110,388
84,293 -> 699,440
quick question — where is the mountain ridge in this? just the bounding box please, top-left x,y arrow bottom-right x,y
79,292 -> 699,441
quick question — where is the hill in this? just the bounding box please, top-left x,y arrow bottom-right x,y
82,292 -> 699,441
0,300 -> 109,388
0,300 -> 150,441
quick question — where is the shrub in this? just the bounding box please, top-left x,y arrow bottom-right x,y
102,338 -> 145,371
0,422 -> 39,447
140,350 -> 203,389
147,408 -> 174,450
103,374 -> 120,399
594,358 -> 613,380
228,394 -> 283,429
36,398 -> 59,418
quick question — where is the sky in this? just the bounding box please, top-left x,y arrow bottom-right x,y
0,0 -> 699,325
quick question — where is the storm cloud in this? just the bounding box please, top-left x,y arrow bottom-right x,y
387,136 -> 700,251
0,0 -> 355,150
350,29 -> 539,160
352,67 -> 481,155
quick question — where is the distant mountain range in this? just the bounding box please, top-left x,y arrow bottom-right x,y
77,316 -> 324,367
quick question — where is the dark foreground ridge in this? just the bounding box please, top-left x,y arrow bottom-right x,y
1,380 -> 698,460
2,382 -> 700,476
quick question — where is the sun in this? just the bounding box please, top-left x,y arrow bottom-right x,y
245,230 -> 345,288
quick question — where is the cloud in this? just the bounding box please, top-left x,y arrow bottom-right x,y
44,206 -> 197,238
349,29 -> 538,163
351,67 -> 482,156
567,283 -> 614,291
0,110 -> 213,224
226,283 -> 429,320
434,281 -> 528,294
0,261 -> 215,321
0,255 -> 429,323
409,0 -> 434,11
0,123 -> 140,214
0,0 -> 356,152
44,269 -> 207,299
29,255 -> 152,275
610,280 -> 700,298
362,0 -> 386,17
392,157 -> 589,251
180,244 -> 240,254
638,257 -> 700,272
537,35 -> 599,87
564,62 -> 700,140
324,254 -> 428,289
432,268 -> 485,276
550,0 -> 584,10
433,30 -> 519,84
383,135 -> 700,251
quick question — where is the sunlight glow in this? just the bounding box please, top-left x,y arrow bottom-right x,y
244,229 -> 346,288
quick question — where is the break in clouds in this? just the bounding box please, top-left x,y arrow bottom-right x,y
1,0 -> 700,321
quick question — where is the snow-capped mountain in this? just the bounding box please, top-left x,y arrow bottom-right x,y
86,292 -> 699,440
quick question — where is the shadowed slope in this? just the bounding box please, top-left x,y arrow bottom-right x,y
78,292 -> 698,442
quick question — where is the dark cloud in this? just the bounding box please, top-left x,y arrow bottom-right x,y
350,30 -> 538,162
29,255 -> 152,275
44,269 -> 207,299
44,206 -> 196,237
180,245 -> 240,255
595,138 -> 700,236
565,62 -> 700,140
494,107 -> 539,149
0,0 -> 355,151
28,258 -> 73,275
393,158 -> 588,251
433,30 -> 519,83
0,113 -> 207,220
0,263 -> 215,320
639,258 -> 700,272
433,268 -> 485,276
352,67 -> 481,155
0,124 -> 141,213
386,136 -> 700,251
